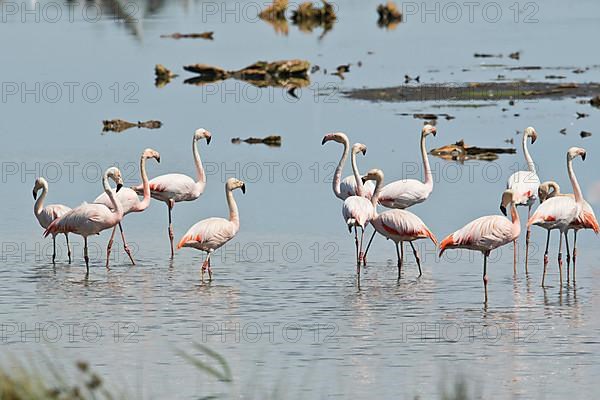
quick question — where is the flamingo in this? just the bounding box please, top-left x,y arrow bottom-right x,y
134,128 -> 211,257
439,189 -> 521,302
362,169 -> 437,278
363,124 -> 437,264
177,178 -> 246,281
32,177 -> 72,264
321,132 -> 375,200
528,147 -> 588,286
538,181 -> 599,281
95,148 -> 160,268
506,126 -> 540,273
44,167 -> 125,272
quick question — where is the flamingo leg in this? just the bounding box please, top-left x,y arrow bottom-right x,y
558,233 -> 564,286
105,225 -> 117,270
513,240 -> 517,275
358,226 -> 365,265
525,204 -> 532,274
363,230 -> 377,267
573,231 -> 578,281
483,253 -> 489,304
65,233 -> 71,264
200,256 -> 208,282
409,241 -> 422,277
168,199 -> 175,258
564,232 -> 571,283
354,226 -> 360,274
207,253 -> 213,281
395,241 -> 402,279
52,235 -> 56,265
118,222 -> 136,266
84,237 -> 89,273
542,230 -> 550,287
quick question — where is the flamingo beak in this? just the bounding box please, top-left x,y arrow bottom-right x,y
156,156 -> 161,163
500,205 -> 507,216
361,149 -> 367,156
206,136 -> 212,145
116,184 -> 123,192
582,151 -> 587,161
321,136 -> 328,145
531,134 -> 537,144
241,183 -> 246,194
32,190 -> 37,200
432,128 -> 437,136
361,177 -> 367,184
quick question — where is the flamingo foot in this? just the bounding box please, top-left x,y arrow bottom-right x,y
106,239 -> 114,270
123,243 -> 136,266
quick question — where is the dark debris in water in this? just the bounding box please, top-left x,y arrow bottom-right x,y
155,64 -> 178,88
102,119 -> 162,133
580,130 -> 592,138
377,2 -> 403,30
231,135 -> 282,147
590,95 -> 600,108
291,0 -> 337,38
160,32 -> 214,40
397,112 -> 455,120
430,139 -> 516,162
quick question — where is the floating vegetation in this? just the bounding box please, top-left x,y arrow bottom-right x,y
160,31 -> 214,40
155,64 -> 178,87
184,60 -> 310,89
231,135 -> 282,147
397,112 -> 455,120
591,95 -> 600,108
291,0 -> 336,38
377,2 -> 403,29
259,0 -> 289,35
430,139 -> 516,162
474,53 -> 502,58
102,119 -> 162,133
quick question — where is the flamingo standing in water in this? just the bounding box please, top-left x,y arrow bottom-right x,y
528,147 -> 588,286
33,177 -> 72,264
321,132 -> 375,200
439,189 -> 521,302
177,178 -> 246,281
363,124 -> 437,264
134,128 -> 211,257
538,181 -> 599,281
362,169 -> 437,278
44,167 -> 124,272
506,127 -> 540,273
95,148 -> 160,268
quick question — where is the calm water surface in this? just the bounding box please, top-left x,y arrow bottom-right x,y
1,0 -> 600,398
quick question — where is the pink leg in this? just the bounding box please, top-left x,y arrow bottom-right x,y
557,232 -> 564,286
483,253 -> 489,304
118,222 -> 135,265
573,231 -> 578,281
363,230 -> 376,266
358,227 -> 365,265
542,230 -> 550,287
106,226 -> 117,270
168,200 -> 175,258
524,204 -> 532,274
354,226 -> 360,274
65,233 -> 72,264
207,254 -> 213,281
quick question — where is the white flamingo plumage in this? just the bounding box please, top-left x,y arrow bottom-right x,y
528,147 -> 588,286
538,181 -> 599,281
362,169 -> 437,278
133,128 -> 211,257
95,148 -> 160,268
439,189 -> 521,302
33,177 -> 72,264
321,132 -> 375,200
506,126 -> 540,273
177,178 -> 246,281
44,167 -> 125,272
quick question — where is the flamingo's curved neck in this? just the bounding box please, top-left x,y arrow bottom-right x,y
567,156 -> 583,205
333,137 -> 349,199
226,187 -> 239,226
523,134 -> 536,173
193,138 -> 206,188
137,155 -> 151,211
34,181 -> 48,216
103,173 -> 123,220
549,182 -> 561,198
370,174 -> 384,216
351,150 -> 365,197
421,134 -> 433,187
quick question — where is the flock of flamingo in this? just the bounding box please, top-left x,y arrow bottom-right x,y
322,125 -> 598,301
32,125 -> 598,298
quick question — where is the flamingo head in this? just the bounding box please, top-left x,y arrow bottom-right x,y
32,177 -> 47,199
524,127 -> 538,144
142,148 -> 161,163
500,189 -> 517,216
538,181 -> 560,203
226,177 -> 246,194
361,168 -> 384,185
106,167 -> 124,192
568,147 -> 586,162
194,128 -> 212,145
352,143 -> 368,156
422,124 -> 436,137
321,132 -> 348,145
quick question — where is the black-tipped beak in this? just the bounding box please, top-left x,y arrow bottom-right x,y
582,152 -> 586,161
531,135 -> 537,144
241,183 -> 246,194
500,205 -> 507,216
361,149 -> 367,156
206,136 -> 212,145
361,177 -> 367,184
321,137 -> 328,145
156,156 -> 161,163
116,183 -> 123,192
33,190 -> 37,200
432,130 -> 437,137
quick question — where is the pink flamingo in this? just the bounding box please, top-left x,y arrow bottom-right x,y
363,124 -> 437,264
362,169 -> 437,278
177,178 -> 246,281
321,133 -> 375,200
134,129 -> 211,257
439,189 -> 521,302
95,148 -> 160,268
33,177 -> 72,264
538,181 -> 599,281
506,127 -> 540,273
528,147 -> 588,286
44,167 -> 125,272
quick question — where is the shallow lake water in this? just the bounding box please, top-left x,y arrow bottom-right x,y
1,0 -> 600,398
